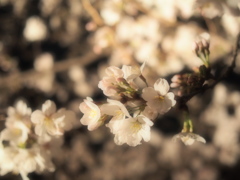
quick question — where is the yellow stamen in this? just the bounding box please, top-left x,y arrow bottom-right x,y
155,96 -> 165,101
131,122 -> 142,133
89,110 -> 97,118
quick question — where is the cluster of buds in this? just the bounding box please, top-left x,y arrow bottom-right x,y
171,33 -> 212,97
193,33 -> 210,68
171,73 -> 205,96
0,100 -> 76,180
79,63 -> 176,146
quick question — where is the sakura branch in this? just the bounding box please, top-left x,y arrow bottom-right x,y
79,63 -> 176,146
175,32 -> 240,108
79,32 -> 240,147
171,32 -> 240,145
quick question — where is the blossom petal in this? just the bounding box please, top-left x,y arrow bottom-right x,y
105,66 -> 123,77
35,124 -> 44,136
42,100 -> 56,116
31,110 -> 45,124
165,92 -> 176,106
142,87 -> 158,102
195,135 -> 206,144
107,99 -> 131,117
154,78 -> 170,96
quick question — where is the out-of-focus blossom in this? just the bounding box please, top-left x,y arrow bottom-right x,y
34,53 -> 54,72
68,66 -> 94,97
201,84 -> 240,165
0,144 -> 54,180
69,66 -> 85,82
6,100 -> 32,124
23,16 -> 47,42
172,132 -> 206,146
142,78 -> 176,114
100,0 -> 122,26
93,26 -> 115,54
31,53 -> 55,93
0,121 -> 30,147
221,14 -> 240,37
31,100 -> 75,136
195,0 -> 240,18
40,0 -> 61,16
2,100 -> 32,146
68,0 -> 83,17
107,115 -> 153,146
79,97 -> 102,131
196,1 -> 223,18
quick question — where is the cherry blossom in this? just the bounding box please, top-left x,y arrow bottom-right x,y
101,99 -> 131,121
122,62 -> 145,82
98,66 -> 124,98
31,100 -> 75,136
107,115 -> 153,146
142,78 -> 176,114
172,132 -> 206,146
79,97 -> 102,131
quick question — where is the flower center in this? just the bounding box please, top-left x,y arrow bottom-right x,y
131,121 -> 142,133
155,95 -> 165,101
44,117 -> 55,129
89,110 -> 97,118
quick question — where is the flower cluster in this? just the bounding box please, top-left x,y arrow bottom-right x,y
0,100 -> 76,180
79,63 -> 176,146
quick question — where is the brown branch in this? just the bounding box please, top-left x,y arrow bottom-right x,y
176,32 -> 240,108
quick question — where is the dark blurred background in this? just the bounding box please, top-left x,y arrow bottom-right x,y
0,0 -> 240,180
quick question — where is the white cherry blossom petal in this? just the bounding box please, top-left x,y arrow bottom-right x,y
42,100 -> 56,116
101,99 -> 131,119
172,132 -> 206,146
79,97 -> 102,131
105,66 -> 123,77
31,110 -> 45,124
142,87 -> 158,102
154,78 -> 170,96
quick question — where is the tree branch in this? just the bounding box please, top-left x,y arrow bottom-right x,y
176,32 -> 240,108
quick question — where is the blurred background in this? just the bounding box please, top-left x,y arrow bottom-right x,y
0,0 -> 240,180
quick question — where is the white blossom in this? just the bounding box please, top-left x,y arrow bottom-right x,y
79,97 -> 102,131
101,99 -> 131,121
6,100 -> 32,125
122,62 -> 145,82
107,115 -> 153,146
142,78 -> 176,114
98,66 -> 124,98
141,106 -> 158,120
31,100 -> 75,136
172,132 -> 206,146
102,99 -> 131,133
2,100 -> 32,146
0,121 -> 30,147
0,144 -> 54,180
0,144 -> 16,176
